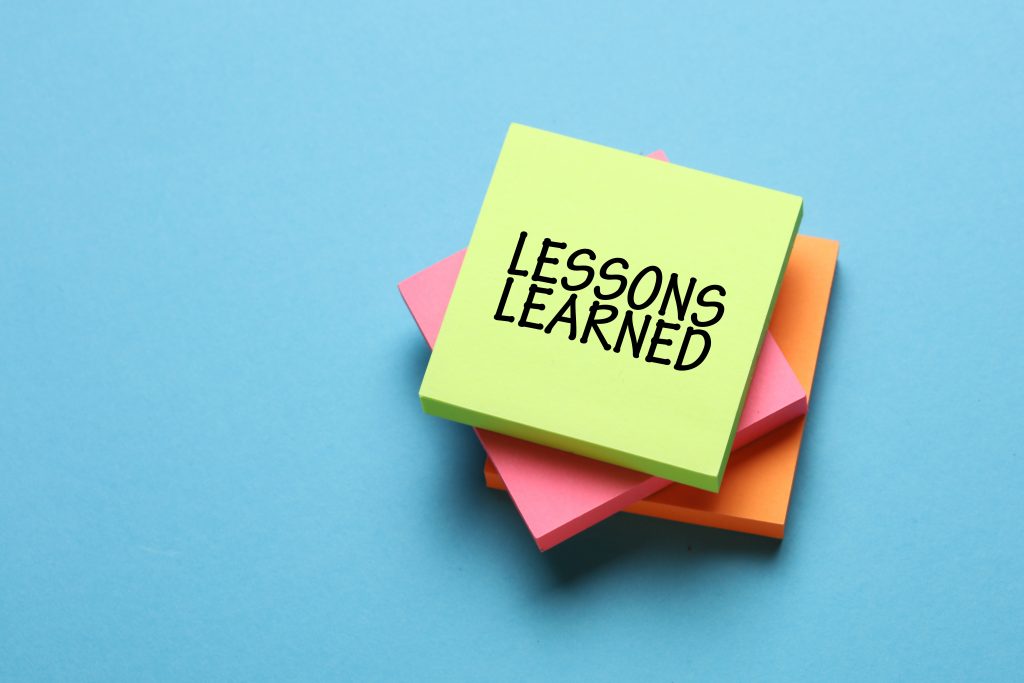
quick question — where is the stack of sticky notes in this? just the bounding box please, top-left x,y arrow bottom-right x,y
400,124 -> 838,550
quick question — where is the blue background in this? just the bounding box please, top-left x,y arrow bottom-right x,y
2,2 -> 1021,680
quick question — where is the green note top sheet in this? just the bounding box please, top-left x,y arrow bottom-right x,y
419,124 -> 802,491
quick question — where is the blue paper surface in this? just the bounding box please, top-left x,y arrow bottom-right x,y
1,2 -> 1022,680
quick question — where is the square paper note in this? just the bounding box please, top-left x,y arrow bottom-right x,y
487,234 -> 839,537
420,124 -> 803,491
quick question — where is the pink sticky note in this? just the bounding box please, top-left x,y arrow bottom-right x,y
398,152 -> 807,550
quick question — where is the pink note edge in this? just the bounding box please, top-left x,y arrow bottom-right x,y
398,151 -> 807,550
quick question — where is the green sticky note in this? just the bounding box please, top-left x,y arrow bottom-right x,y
419,124 -> 802,491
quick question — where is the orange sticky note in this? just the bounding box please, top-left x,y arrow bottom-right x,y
485,234 -> 839,538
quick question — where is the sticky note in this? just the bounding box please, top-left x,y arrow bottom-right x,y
400,246 -> 806,549
485,235 -> 838,538
399,148 -> 806,550
419,124 -> 802,490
